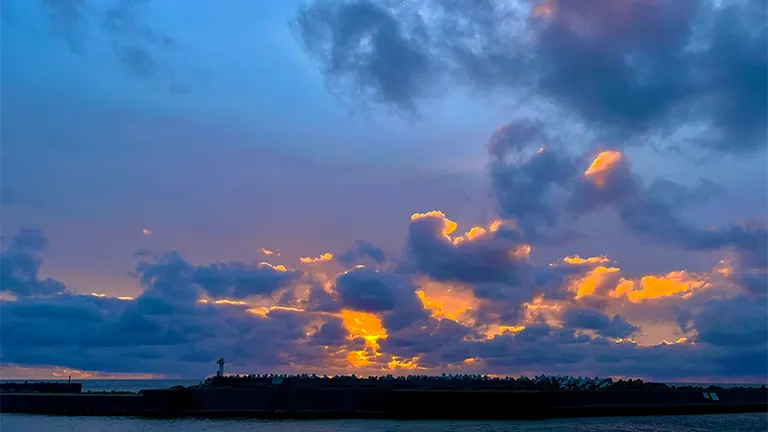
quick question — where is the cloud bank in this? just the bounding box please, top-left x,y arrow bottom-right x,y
2,144 -> 765,380
296,0 -> 766,153
1,0 -> 765,382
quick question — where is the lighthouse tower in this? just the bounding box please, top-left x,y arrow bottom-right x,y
217,357 -> 226,377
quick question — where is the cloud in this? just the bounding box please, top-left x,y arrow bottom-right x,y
295,0 -> 435,112
562,307 -> 638,339
1,218 -> 766,381
39,0 -> 183,87
259,248 -> 279,257
691,295 -> 768,348
300,253 -> 334,264
336,240 -> 386,268
406,211 -> 531,284
334,266 -> 428,332
488,130 -> 768,263
296,0 -> 767,153
0,229 -> 67,297
0,251 -> 357,375
132,252 -> 302,303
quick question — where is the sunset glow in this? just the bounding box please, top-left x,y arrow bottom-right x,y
3,0 -> 765,385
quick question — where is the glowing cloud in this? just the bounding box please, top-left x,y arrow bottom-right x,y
411,210 -> 457,237
585,151 -> 623,188
561,255 -> 612,266
416,281 -> 477,324
387,356 -> 421,370
568,265 -> 621,299
258,262 -> 288,272
611,271 -> 708,303
340,310 -> 387,367
300,253 -> 334,264
259,248 -> 279,256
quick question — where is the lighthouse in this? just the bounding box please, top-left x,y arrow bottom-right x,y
217,357 -> 226,377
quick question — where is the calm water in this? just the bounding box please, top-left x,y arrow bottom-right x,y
2,413 -> 767,431
2,379 -> 201,393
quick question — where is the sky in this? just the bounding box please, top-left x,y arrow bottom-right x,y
0,0 -> 766,382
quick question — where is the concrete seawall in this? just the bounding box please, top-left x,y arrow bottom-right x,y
2,388 -> 766,419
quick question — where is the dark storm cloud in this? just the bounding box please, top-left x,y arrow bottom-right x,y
308,316 -> 348,346
379,317 -> 767,380
690,295 -> 768,348
193,262 -> 301,300
562,307 -> 638,339
2,229 -> 767,379
296,0 -> 767,153
295,0 -> 434,112
405,209 -> 600,325
8,228 -> 50,252
132,252 -> 301,303
336,240 -> 386,268
380,317 -> 480,367
406,211 -> 530,283
39,0 -> 179,84
0,229 -> 67,297
488,122 -> 580,239
0,250 -> 356,375
334,266 -> 428,331
486,121 -> 768,263
335,267 -> 399,312
0,294 -> 350,374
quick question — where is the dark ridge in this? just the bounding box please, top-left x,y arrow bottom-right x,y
1,375 -> 766,420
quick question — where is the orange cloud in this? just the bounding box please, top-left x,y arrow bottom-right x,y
585,150 -> 623,188
212,299 -> 248,306
452,219 -> 513,246
247,305 -> 305,316
568,265 -> 621,299
611,271 -> 707,302
340,310 -> 387,367
484,325 -> 526,339
561,255 -> 612,266
452,226 -> 488,245
416,279 -> 478,324
300,253 -> 334,264
255,262 -> 288,272
522,295 -> 565,326
388,356 -> 421,370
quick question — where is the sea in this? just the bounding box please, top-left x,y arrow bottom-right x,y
2,380 -> 767,431
3,413 -> 767,432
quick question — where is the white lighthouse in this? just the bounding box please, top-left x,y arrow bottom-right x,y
217,357 -> 226,377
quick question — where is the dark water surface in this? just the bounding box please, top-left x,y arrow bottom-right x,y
2,413 -> 767,431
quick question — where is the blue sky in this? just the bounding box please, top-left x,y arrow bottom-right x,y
1,0 -> 766,381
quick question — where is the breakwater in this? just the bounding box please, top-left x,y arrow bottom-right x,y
2,387 -> 766,419
0,382 -> 82,394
